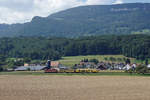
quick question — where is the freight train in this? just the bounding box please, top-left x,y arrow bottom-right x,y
45,68 -> 99,73
44,60 -> 99,73
59,68 -> 99,73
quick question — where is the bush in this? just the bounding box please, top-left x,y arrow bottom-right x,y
82,59 -> 88,62
27,68 -> 31,71
89,59 -> 99,64
0,66 -> 3,72
104,57 -> 108,61
126,58 -> 131,64
136,64 -> 149,74
125,67 -> 136,74
109,57 -> 116,62
117,58 -> 122,62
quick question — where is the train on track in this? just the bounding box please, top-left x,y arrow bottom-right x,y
44,60 -> 99,73
44,60 -> 125,73
45,68 -> 99,73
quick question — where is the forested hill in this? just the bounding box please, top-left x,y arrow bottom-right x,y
0,3 -> 150,37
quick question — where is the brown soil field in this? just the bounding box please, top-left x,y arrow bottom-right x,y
0,75 -> 150,100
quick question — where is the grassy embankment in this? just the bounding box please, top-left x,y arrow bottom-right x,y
1,71 -> 150,77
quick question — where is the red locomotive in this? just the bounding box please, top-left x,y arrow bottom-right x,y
44,60 -> 58,73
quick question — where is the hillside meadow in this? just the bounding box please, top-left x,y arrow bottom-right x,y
58,55 -> 143,67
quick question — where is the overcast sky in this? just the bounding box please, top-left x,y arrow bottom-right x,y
0,0 -> 149,24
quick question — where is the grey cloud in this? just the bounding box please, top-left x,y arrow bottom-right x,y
0,0 -> 34,12
0,0 -> 150,24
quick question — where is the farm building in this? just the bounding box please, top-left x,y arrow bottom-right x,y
51,61 -> 62,68
24,63 -> 29,66
15,65 -> 46,71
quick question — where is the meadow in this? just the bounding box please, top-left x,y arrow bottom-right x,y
58,55 -> 143,67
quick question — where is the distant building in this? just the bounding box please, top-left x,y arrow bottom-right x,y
123,64 -> 131,70
24,63 -> 29,66
15,65 -> 46,71
132,64 -> 137,68
51,61 -> 61,68
147,64 -> 150,68
97,64 -> 107,70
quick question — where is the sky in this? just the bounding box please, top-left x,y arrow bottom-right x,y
0,0 -> 150,24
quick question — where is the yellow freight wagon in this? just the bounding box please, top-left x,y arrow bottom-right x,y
75,69 -> 99,73
59,68 -> 99,73
65,69 -> 75,73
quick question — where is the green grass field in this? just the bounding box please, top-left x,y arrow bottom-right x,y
57,55 -> 143,67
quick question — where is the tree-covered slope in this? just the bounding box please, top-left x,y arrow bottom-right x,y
0,34 -> 150,60
0,3 -> 150,37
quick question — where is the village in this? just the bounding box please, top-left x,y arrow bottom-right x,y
13,58 -> 150,73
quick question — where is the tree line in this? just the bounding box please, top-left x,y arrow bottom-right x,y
0,34 -> 150,61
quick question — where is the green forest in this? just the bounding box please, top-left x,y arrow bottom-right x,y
0,34 -> 149,61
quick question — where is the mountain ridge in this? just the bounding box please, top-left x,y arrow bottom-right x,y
0,3 -> 150,37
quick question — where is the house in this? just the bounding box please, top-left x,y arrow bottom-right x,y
123,64 -> 131,70
24,63 -> 29,66
132,64 -> 137,68
113,63 -> 125,70
147,64 -> 150,68
97,63 -> 107,70
78,62 -> 97,69
51,61 -> 62,68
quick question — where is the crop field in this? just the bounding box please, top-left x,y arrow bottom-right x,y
58,55 -> 142,67
0,75 -> 150,100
